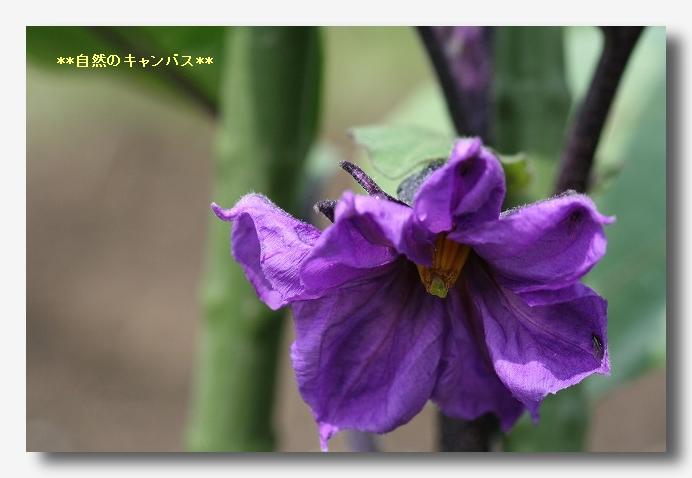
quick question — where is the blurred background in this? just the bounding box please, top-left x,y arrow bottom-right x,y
27,26 -> 666,452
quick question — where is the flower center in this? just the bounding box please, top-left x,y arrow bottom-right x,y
417,234 -> 470,299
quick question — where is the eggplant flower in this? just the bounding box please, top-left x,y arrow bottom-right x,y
211,138 -> 612,451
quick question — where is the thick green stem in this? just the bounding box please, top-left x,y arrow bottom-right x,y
493,27 -> 571,160
493,26 -> 571,209
187,27 -> 322,451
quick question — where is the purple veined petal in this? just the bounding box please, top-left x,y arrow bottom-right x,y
318,422 -> 339,452
290,259 -> 446,451
455,192 -> 615,293
431,280 -> 525,431
211,194 -> 322,310
411,138 -> 505,236
466,259 -> 610,418
301,190 -> 432,291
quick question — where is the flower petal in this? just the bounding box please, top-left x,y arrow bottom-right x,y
290,259 -> 445,449
411,138 -> 505,235
212,194 -> 322,310
431,283 -> 525,431
301,191 -> 430,291
317,422 -> 339,452
467,260 -> 609,417
457,192 -> 614,292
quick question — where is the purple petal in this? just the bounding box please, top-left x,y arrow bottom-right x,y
301,191 -> 430,290
467,260 -> 609,417
432,284 -> 525,431
318,422 -> 339,452
290,259 -> 445,450
457,192 -> 614,292
211,194 -> 322,310
411,138 -> 505,236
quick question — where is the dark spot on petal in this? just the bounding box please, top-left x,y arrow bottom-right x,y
569,209 -> 583,223
591,333 -> 604,361
458,160 -> 473,176
566,209 -> 586,233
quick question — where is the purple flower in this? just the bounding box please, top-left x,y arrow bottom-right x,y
212,138 -> 612,451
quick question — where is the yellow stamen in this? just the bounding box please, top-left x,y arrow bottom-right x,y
417,234 -> 470,298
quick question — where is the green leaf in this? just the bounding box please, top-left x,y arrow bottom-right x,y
496,152 -> 532,192
384,82 -> 455,136
350,124 -> 454,179
351,122 -> 537,208
496,152 -> 535,209
26,26 -> 225,114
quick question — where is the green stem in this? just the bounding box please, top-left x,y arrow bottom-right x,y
493,27 -> 571,161
187,27 -> 322,451
493,26 -> 571,209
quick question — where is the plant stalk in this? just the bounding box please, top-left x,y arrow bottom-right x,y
555,27 -> 644,193
187,27 -> 322,451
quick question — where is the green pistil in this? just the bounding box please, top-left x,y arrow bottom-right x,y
429,277 -> 449,299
